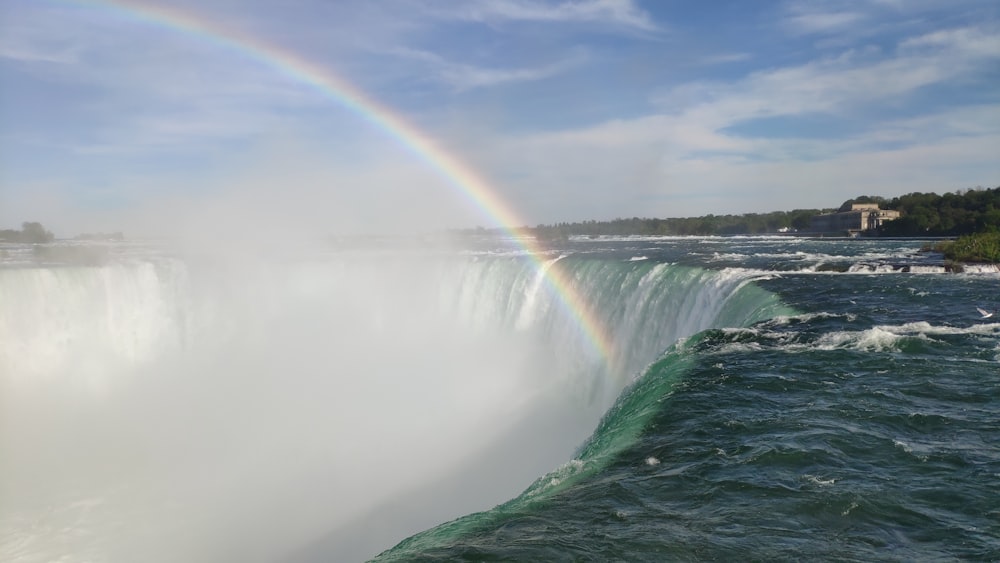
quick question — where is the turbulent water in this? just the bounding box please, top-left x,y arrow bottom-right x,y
1,237 -> 998,561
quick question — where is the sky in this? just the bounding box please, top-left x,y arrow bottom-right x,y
1,0 -> 999,237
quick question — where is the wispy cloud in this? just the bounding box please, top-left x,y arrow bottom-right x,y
653,25 -> 1000,133
0,42 -> 78,64
0,6 -> 82,64
457,22 -> 1000,220
473,107 -> 999,222
0,5 -> 335,153
899,25 -> 1000,56
783,10 -> 863,35
697,52 -> 753,66
387,47 -> 586,90
438,0 -> 658,32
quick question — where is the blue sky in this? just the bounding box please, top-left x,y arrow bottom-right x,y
1,0 -> 998,236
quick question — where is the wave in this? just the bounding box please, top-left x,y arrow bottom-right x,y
710,319 -> 1000,354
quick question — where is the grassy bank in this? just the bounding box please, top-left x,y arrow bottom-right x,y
935,232 -> 1000,263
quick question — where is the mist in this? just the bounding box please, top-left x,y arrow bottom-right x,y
1,133 -> 490,243
0,233 -> 614,561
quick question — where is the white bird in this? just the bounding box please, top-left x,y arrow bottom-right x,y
976,307 -> 995,319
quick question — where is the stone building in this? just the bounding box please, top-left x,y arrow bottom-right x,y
810,203 -> 900,236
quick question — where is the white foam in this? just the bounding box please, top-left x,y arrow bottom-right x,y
802,474 -> 836,486
961,264 -> 1000,274
841,501 -> 859,516
765,312 -> 856,325
848,263 -> 899,273
712,319 -> 1000,357
908,265 -> 947,274
805,320 -> 1000,352
885,321 -> 1000,337
817,326 -> 917,351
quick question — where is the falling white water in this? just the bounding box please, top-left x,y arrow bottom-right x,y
515,254 -> 566,331
0,244 -> 778,562
0,249 -> 611,563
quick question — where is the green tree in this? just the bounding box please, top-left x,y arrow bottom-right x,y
0,222 -> 54,243
20,222 -> 54,243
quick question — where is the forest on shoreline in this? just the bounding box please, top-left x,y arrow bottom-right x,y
517,186 -> 1000,239
0,222 -> 54,244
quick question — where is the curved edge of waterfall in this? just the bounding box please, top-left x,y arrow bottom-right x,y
373,276 -> 797,561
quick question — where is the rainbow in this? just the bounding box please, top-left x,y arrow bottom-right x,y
66,0 -> 617,370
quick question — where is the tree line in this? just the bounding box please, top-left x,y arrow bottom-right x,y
0,222 -> 128,243
524,185 -> 1000,239
0,222 -> 54,243
875,187 -> 1000,236
530,209 -> 821,239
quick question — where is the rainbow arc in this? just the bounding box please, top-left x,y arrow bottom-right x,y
72,0 -> 617,370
